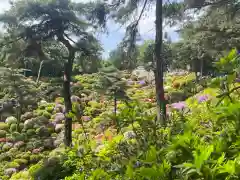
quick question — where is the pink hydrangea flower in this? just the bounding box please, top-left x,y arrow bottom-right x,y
171,101 -> 186,110
197,94 -> 210,103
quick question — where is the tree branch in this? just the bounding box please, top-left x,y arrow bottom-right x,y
202,0 -> 232,8
0,37 -> 23,48
216,86 -> 240,98
135,0 -> 148,27
64,33 -> 77,44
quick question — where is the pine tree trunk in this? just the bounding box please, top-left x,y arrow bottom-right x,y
155,0 -> 166,125
58,35 -> 75,147
63,61 -> 73,147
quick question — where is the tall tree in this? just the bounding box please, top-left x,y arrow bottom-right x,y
105,0 -> 181,124
165,0 -> 240,76
155,0 -> 166,124
0,0 -> 104,146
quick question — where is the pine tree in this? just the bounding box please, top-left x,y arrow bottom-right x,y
95,66 -> 129,129
0,0 -> 106,146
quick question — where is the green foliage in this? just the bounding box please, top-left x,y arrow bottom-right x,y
95,66 -> 128,100
0,123 -> 9,131
0,130 -> 6,138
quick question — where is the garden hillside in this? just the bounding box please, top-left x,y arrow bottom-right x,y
0,0 -> 240,179
0,49 -> 239,179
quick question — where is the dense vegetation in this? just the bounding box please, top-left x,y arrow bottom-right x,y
0,0 -> 239,179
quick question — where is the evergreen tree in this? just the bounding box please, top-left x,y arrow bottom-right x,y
0,0 -> 106,146
95,66 -> 129,129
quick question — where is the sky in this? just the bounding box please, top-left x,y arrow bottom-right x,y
0,0 -> 180,59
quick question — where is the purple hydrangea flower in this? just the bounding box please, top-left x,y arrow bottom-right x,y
197,94 -> 210,103
54,113 -> 65,123
235,78 -> 240,83
171,102 -> 186,110
138,80 -> 146,85
82,116 -> 91,121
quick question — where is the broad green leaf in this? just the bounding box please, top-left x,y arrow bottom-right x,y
139,167 -> 158,178
227,73 -> 236,84
126,164 -> 134,179
145,146 -> 157,163
227,48 -> 237,61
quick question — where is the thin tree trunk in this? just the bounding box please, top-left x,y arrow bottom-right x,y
200,59 -> 203,77
63,62 -> 73,146
114,93 -> 120,132
114,95 -> 117,119
16,103 -> 22,132
58,35 -> 75,147
12,78 -> 23,132
113,92 -> 117,121
36,60 -> 44,84
155,0 -> 166,125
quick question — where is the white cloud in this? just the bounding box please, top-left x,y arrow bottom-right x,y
0,0 -> 10,11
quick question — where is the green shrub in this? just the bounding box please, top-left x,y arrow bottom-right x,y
21,112 -> 34,121
81,89 -> 92,95
26,129 -> 35,136
9,171 -> 31,180
26,142 -> 34,151
19,123 -> 24,131
43,112 -> 51,119
2,143 -> 13,151
0,130 -> 6,138
168,90 -> 187,103
19,152 -> 31,161
29,155 -> 41,163
12,132 -> 25,141
36,110 -> 44,116
6,162 -> 20,169
0,153 -> 11,161
10,124 -> 17,132
36,116 -> 49,124
24,120 -> 34,129
32,140 -> 43,148
33,124 -> 41,129
46,106 -> 54,113
28,163 -> 43,177
14,159 -> 28,166
8,147 -> 18,154
6,116 -> 17,125
0,123 -> 9,131
36,127 -> 50,137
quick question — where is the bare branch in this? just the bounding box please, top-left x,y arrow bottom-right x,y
64,33 -> 77,44
135,0 -> 148,27
0,37 -> 23,48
